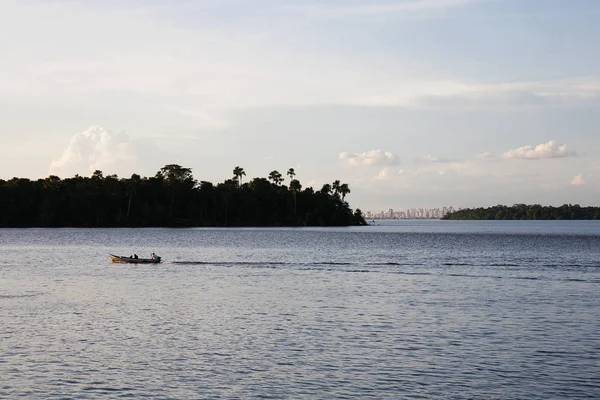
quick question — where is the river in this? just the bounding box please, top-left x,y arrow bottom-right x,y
1,220 -> 599,398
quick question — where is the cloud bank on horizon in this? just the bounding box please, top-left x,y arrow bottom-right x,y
50,126 -> 135,178
1,0 -> 599,210
50,126 -> 156,179
503,141 -> 576,160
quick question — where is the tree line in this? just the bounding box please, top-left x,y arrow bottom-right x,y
443,204 -> 600,220
0,165 -> 366,227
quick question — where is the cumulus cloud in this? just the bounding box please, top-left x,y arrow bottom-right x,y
339,149 -> 399,167
571,174 -> 586,186
503,140 -> 576,160
375,167 -> 404,180
50,125 -> 140,178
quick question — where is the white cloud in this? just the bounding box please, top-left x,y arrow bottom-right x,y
339,149 -> 400,167
368,78 -> 600,109
50,125 -> 140,178
162,106 -> 232,130
571,174 -> 586,186
476,152 -> 495,160
415,154 -> 460,163
3,1 -> 599,113
503,140 -> 576,160
411,155 -> 469,176
376,167 -> 404,180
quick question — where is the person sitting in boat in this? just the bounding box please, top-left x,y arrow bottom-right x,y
134,254 -> 138,259
151,252 -> 156,260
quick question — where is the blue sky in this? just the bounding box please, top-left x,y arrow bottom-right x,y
1,0 -> 599,212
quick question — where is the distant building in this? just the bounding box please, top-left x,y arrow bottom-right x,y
365,206 -> 455,219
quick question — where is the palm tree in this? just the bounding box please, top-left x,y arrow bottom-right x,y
339,183 -> 350,201
289,179 -> 302,218
287,168 -> 296,181
233,166 -> 246,186
331,181 -> 340,195
268,170 -> 283,185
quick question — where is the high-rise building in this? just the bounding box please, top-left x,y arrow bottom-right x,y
365,206 -> 455,219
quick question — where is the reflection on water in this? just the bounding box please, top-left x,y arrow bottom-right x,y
1,221 -> 600,399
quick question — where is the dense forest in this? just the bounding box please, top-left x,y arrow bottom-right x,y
0,165 -> 366,227
443,204 -> 600,220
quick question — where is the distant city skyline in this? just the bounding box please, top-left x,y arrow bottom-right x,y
365,207 -> 455,220
1,0 -> 599,212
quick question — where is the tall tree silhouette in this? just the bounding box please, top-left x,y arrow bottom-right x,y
339,183 -> 350,201
126,173 -> 141,219
156,164 -> 196,221
233,166 -> 246,186
332,180 -> 341,198
0,165 -> 367,227
287,168 -> 296,181
268,170 -> 283,185
289,179 -> 302,218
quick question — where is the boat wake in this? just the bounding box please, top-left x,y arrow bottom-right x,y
163,260 -> 600,283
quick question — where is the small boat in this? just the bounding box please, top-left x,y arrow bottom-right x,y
110,254 -> 161,264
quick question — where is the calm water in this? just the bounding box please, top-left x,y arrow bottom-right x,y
1,220 -> 599,399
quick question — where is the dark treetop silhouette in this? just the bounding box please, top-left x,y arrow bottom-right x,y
0,165 -> 366,227
443,204 -> 600,220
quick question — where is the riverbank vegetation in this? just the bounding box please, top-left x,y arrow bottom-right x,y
443,204 -> 600,220
0,165 -> 365,227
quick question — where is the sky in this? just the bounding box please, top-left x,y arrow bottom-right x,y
1,0 -> 599,212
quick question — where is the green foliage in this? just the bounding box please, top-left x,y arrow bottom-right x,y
443,204 -> 600,220
0,166 -> 366,227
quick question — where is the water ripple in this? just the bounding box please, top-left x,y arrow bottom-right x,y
1,225 -> 600,399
